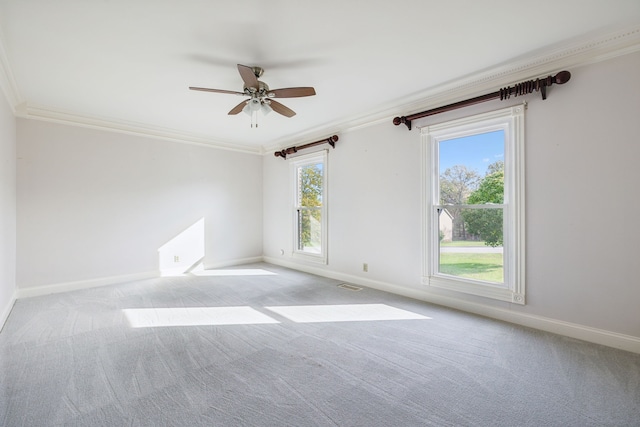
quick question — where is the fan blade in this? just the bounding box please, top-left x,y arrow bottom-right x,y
228,100 -> 247,115
268,87 -> 316,98
269,99 -> 296,117
189,87 -> 245,96
237,64 -> 259,90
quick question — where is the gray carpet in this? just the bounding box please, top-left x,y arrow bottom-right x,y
1,263 -> 639,426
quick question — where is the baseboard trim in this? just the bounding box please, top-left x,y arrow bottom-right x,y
15,257 -> 265,300
0,290 -> 17,332
416,292 -> 640,354
264,256 -> 426,300
263,257 -> 640,354
17,271 -> 159,299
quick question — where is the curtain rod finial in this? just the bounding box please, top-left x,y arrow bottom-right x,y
555,71 -> 571,85
393,116 -> 412,130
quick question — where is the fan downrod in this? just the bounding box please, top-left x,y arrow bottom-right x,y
251,67 -> 264,78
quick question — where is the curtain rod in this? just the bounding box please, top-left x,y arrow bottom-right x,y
393,71 -> 571,130
274,135 -> 338,159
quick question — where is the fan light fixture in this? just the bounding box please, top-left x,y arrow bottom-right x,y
189,64 -> 316,128
243,98 -> 272,127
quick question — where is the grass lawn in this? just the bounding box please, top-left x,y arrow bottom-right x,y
439,252 -> 503,283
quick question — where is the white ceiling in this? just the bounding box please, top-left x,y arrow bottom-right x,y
1,1 -> 639,152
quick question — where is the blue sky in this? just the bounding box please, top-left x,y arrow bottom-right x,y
439,130 -> 504,175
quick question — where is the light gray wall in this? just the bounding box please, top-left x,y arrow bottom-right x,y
263,51 -> 640,339
0,89 -> 16,323
16,120 -> 263,289
518,52 -> 640,335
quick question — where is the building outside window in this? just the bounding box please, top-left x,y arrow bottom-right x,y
422,105 -> 525,304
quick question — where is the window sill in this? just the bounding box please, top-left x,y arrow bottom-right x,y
425,275 -> 525,304
292,251 -> 327,265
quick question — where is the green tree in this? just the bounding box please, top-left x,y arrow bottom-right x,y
439,165 -> 480,240
486,160 -> 504,175
298,164 -> 323,247
462,162 -> 504,247
439,165 -> 480,205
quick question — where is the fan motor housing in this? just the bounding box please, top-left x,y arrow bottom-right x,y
244,80 -> 270,95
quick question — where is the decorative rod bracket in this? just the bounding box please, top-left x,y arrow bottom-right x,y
274,135 -> 338,159
393,71 -> 571,130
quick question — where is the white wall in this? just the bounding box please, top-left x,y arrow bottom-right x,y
263,51 -> 640,344
263,123 -> 421,285
0,88 -> 16,326
17,120 -> 263,290
522,51 -> 640,336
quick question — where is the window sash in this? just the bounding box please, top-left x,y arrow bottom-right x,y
296,208 -> 323,252
291,151 -> 328,264
421,104 -> 525,304
434,205 -> 505,285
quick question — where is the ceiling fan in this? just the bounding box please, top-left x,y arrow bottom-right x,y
189,64 -> 316,126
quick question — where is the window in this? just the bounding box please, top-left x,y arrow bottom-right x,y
422,105 -> 525,304
292,151 -> 327,264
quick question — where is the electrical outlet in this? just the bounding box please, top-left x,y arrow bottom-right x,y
363,263 -> 368,272
174,255 -> 180,263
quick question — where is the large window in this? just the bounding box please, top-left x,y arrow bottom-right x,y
292,151 -> 327,264
422,105 -> 525,304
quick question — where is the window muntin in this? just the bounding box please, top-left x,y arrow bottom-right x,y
422,105 -> 525,304
292,152 -> 327,263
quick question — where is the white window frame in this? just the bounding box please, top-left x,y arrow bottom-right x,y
291,151 -> 328,264
421,104 -> 526,304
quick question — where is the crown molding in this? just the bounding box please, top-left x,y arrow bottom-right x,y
6,23 -> 640,154
268,23 -> 640,153
376,23 -> 640,126
1,22 -> 261,154
0,24 -> 22,111
15,103 -> 263,155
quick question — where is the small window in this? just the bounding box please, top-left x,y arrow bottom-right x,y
292,151 -> 327,264
422,105 -> 525,304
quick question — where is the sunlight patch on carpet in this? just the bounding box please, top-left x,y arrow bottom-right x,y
123,307 -> 280,327
265,304 -> 431,323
